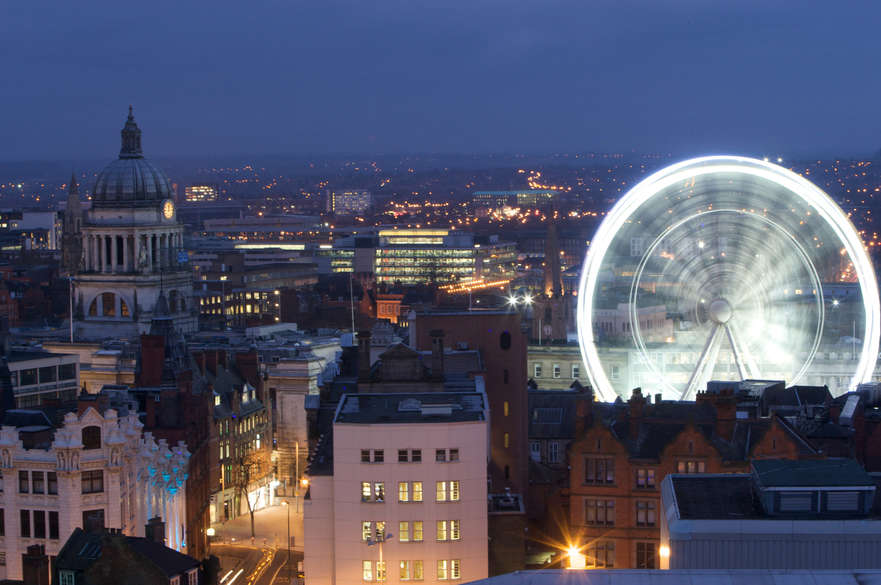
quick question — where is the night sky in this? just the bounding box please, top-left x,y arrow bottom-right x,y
3,0 -> 881,160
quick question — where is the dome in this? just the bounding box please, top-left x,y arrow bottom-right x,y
92,107 -> 174,206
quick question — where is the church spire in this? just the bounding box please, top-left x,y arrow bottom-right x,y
119,105 -> 143,159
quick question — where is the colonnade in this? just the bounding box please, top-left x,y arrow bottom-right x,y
83,231 -> 183,273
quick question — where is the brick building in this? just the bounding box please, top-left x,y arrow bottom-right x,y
567,387 -> 819,569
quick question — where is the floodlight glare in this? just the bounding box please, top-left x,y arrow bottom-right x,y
577,156 -> 879,402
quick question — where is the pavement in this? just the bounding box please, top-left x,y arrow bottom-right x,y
211,496 -> 305,585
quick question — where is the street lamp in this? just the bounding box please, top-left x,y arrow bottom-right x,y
366,532 -> 393,582
281,501 -> 291,581
566,545 -> 586,570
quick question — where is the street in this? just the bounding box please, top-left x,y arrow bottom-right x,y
210,497 -> 305,585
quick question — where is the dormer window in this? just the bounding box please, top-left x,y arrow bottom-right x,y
82,426 -> 101,450
214,394 -> 221,406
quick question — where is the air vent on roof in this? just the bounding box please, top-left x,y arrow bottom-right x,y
421,404 -> 453,416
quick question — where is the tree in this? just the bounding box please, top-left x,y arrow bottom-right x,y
233,448 -> 269,539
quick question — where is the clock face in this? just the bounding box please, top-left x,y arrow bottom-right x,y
162,199 -> 175,220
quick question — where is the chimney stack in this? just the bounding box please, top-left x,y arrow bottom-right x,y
628,388 -> 646,440
145,517 -> 166,545
357,331 -> 372,382
22,544 -> 49,585
430,330 -> 445,381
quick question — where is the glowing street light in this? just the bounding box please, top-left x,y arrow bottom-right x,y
522,294 -> 533,306
567,546 -> 586,570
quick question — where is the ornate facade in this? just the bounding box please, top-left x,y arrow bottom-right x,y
0,405 -> 189,581
74,108 -> 196,341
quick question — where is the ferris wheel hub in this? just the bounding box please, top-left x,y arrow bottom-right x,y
708,298 -> 733,324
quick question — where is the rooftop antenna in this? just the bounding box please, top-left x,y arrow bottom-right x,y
349,273 -> 356,333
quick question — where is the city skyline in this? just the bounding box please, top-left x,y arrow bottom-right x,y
3,1 -> 881,159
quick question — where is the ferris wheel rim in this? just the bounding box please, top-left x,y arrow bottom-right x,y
577,155 -> 881,402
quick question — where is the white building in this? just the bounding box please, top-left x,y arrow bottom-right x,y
305,391 -> 490,585
73,108 -> 196,341
0,403 -> 188,581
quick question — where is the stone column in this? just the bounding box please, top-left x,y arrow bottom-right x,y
122,234 -> 129,272
99,235 -> 106,273
147,234 -> 154,272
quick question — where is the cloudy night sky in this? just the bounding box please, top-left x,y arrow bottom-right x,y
2,0 -> 881,160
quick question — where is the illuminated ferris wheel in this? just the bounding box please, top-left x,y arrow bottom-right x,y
576,156 -> 880,402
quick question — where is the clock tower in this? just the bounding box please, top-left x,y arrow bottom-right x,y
73,108 -> 196,341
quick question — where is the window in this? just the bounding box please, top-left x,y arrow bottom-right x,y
449,449 -> 459,462
49,511 -> 58,539
413,521 -> 423,542
32,472 -> 44,494
436,520 -> 459,541
363,560 -> 373,581
20,368 -> 37,386
636,468 -> 655,489
436,449 -> 446,462
399,449 -> 409,463
374,482 -> 385,502
188,570 -> 198,585
413,482 -> 423,502
503,401 -> 509,416
780,492 -> 813,512
362,449 -> 383,463
436,481 -> 460,502
19,470 -> 29,493
586,541 -> 615,568
534,363 -> 542,378
411,449 -> 422,463
82,426 -> 101,450
585,499 -> 615,526
635,542 -> 656,569
399,521 -> 410,542
437,559 -> 460,580
59,571 -> 76,585
499,331 -> 511,350
572,364 -> 581,379
504,433 -> 510,448
399,560 -> 423,581
20,509 -> 30,537
33,510 -> 45,539
0,509 -> 4,536
636,500 -> 656,527
82,470 -> 104,494
676,460 -> 706,474
530,441 -> 541,462
548,442 -> 560,464
584,457 -> 615,484
610,365 -> 620,381
362,521 -> 372,541
374,521 -> 386,539
553,364 -> 561,378
39,366 -> 56,383
399,482 -> 410,502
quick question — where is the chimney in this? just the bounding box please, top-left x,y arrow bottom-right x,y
357,331 -> 372,382
138,334 -> 166,387
628,388 -> 646,440
22,544 -> 49,585
145,517 -> 166,545
712,388 -> 737,441
655,393 -> 662,405
575,398 -> 594,435
430,330 -> 445,381
235,351 -> 260,389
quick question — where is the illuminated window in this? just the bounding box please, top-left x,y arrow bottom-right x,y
398,482 -> 409,502
413,482 -> 423,502
399,521 -> 409,542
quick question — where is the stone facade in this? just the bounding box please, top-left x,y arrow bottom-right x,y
0,405 -> 188,581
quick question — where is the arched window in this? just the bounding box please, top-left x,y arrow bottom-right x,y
120,298 -> 130,318
88,299 -> 98,316
499,331 -> 512,350
82,426 -> 101,450
101,292 -> 115,317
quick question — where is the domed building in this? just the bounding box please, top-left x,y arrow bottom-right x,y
74,108 -> 196,340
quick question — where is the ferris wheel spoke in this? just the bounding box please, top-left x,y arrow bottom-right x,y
729,321 -> 761,379
682,323 -> 722,400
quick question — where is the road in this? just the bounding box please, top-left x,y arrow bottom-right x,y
211,497 -> 305,585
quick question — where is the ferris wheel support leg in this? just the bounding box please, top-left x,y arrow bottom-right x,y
682,324 -> 722,401
729,321 -> 761,379
725,324 -> 749,381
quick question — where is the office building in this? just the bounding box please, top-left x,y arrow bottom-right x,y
660,459 -> 881,569
304,391 -> 489,585
327,189 -> 372,216
6,349 -> 79,408
184,184 -> 219,203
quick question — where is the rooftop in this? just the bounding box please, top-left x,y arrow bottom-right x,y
334,392 -> 487,424
466,569 -> 881,585
752,458 -> 875,488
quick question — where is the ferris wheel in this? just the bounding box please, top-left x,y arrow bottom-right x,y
576,156 -> 880,402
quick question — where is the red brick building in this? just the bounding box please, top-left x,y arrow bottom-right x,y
567,388 -> 819,569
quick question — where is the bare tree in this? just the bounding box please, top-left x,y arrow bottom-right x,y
233,449 -> 268,539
